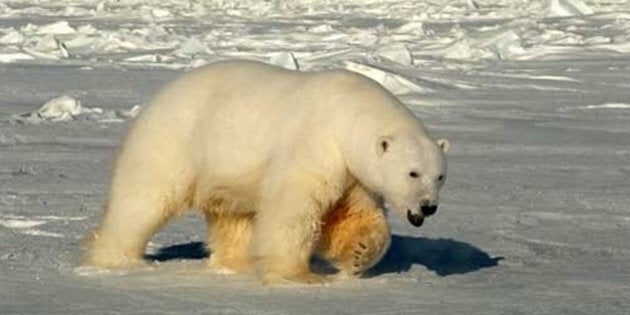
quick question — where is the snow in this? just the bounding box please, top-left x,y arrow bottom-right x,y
584,103 -> 630,109
0,215 -> 69,238
9,95 -> 142,124
1,0 -> 630,314
0,219 -> 46,229
20,228 -> 65,238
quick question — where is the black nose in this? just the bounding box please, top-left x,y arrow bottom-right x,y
421,205 -> 438,216
407,210 -> 424,227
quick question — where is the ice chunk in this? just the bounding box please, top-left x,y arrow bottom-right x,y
595,41 -> 630,53
346,30 -> 378,46
466,0 -> 479,10
0,30 -> 24,45
27,35 -> 71,59
375,42 -> 413,65
394,22 -> 424,35
20,23 -> 38,34
584,36 -> 610,45
427,29 -> 525,60
77,24 -> 98,35
482,29 -> 526,60
37,95 -> 95,120
37,21 -> 77,35
127,105 -> 143,117
268,52 -> 299,70
175,38 -> 210,57
547,0 -> 593,17
0,53 -> 35,63
10,96 -> 142,124
20,48 -> 60,61
95,1 -> 107,12
188,58 -> 209,68
439,38 -> 490,60
58,40 -> 70,58
151,8 -> 171,18
307,24 -> 334,34
64,35 -> 96,51
11,96 -> 97,123
344,61 -> 430,95
33,35 -> 59,52
118,105 -> 143,119
84,104 -> 142,123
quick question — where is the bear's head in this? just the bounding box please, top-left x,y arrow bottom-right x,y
352,129 -> 450,227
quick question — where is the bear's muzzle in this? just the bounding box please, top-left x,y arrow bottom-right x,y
421,204 -> 438,216
407,210 -> 424,227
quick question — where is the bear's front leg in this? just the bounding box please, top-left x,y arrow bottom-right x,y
316,183 -> 391,278
252,184 -> 330,285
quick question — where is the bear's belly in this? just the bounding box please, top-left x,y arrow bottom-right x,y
194,186 -> 259,215
194,167 -> 265,215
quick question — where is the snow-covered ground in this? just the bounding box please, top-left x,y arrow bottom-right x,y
1,0 -> 630,313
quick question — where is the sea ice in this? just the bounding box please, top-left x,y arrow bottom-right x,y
344,61 -> 429,95
0,29 -> 24,45
374,42 -> 413,65
547,0 -> 594,17
37,21 -> 77,35
0,52 -> 35,63
268,51 -> 299,70
174,37 -> 212,57
36,95 -> 96,120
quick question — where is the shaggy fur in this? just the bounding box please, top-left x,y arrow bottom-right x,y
84,60 -> 448,284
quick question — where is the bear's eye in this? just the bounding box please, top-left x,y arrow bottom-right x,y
409,171 -> 419,178
437,174 -> 444,181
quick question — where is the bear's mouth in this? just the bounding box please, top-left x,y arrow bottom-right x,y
407,210 -> 424,227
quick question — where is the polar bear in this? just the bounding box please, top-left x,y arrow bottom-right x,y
84,60 -> 449,284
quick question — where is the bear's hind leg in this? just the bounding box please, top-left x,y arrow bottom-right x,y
316,184 -> 391,278
85,195 -> 179,268
84,174 -> 193,268
205,212 -> 254,274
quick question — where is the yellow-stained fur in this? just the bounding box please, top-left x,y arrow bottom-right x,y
206,212 -> 255,274
317,183 -> 390,277
199,183 -> 390,278
83,60 -> 448,284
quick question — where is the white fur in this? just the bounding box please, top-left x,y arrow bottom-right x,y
85,60 -> 448,284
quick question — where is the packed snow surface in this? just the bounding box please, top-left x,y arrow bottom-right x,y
1,0 -> 629,314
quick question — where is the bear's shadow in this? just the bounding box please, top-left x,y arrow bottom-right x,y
367,235 -> 503,277
145,235 -> 502,277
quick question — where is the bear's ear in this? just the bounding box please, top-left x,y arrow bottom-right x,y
437,139 -> 450,154
377,136 -> 393,156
